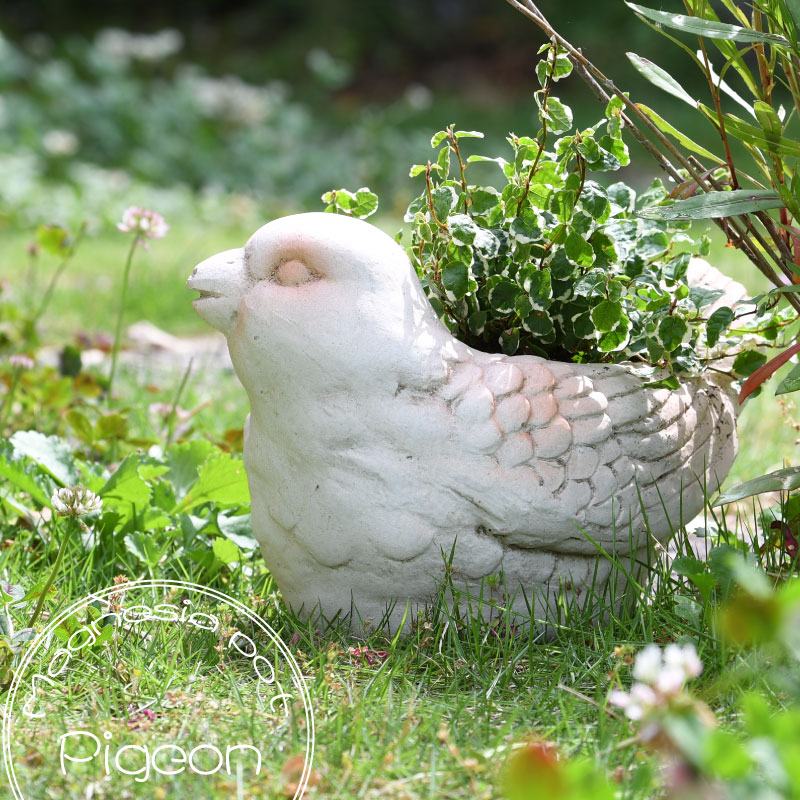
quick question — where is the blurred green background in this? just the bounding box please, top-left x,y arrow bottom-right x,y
0,0 -> 796,482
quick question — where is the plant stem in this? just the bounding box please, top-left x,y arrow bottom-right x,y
0,368 -> 22,431
505,0 -> 800,313
32,222 -> 87,328
28,517 -> 78,630
107,235 -> 141,405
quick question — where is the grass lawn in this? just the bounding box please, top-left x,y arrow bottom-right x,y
0,213 -> 797,798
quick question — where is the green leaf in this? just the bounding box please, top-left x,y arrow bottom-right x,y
520,266 -> 552,311
536,51 -> 573,85
499,327 -> 520,355
166,440 -> 217,500
564,229 -> 595,267
65,409 -> 94,445
441,262 -> 470,301
180,453 -> 249,513
36,224 -> 70,257
658,316 -> 688,351
408,164 -> 428,178
432,185 -> 458,222
551,189 -> 575,223
0,443 -> 52,507
124,532 -> 172,568
732,349 -> 767,377
626,3 -> 791,46
470,187 -> 501,216
707,110 -> 800,159
510,210 -> 543,243
430,130 -> 449,148
640,190 -> 784,221
468,310 -> 487,336
688,286 -> 724,310
353,188 -> 379,218
579,182 -> 611,221
636,104 -> 725,163
753,100 -> 783,140
591,299 -> 623,332
217,513 -> 259,550
488,278 -> 521,314
212,537 -> 242,565
99,454 -> 152,518
706,306 -> 734,348
627,52 -> 697,106
776,362 -> 800,395
608,182 -> 636,212
10,431 -> 78,486
597,318 -> 631,352
714,465 -> 800,505
454,130 -> 484,139
543,97 -> 573,134
449,214 -> 477,246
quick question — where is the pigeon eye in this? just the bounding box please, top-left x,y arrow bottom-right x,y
272,259 -> 316,286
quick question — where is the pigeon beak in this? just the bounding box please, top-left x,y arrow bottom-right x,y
187,248 -> 247,337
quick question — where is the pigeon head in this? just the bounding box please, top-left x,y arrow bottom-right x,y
188,212 -> 454,395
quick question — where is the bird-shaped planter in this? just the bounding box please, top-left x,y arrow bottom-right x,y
188,212 -> 741,633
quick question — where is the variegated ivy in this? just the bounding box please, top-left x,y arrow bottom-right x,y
324,44 -> 792,384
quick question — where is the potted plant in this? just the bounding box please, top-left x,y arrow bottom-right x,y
188,45 -> 782,634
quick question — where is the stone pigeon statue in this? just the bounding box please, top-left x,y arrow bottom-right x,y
188,212 -> 742,633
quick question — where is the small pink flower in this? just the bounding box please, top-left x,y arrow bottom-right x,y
117,206 -> 169,240
9,354 -> 34,370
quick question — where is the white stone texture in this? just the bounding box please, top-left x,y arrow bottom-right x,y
188,213 -> 742,633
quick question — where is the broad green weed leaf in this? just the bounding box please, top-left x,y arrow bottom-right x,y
10,431 -> 78,486
174,453 -> 250,514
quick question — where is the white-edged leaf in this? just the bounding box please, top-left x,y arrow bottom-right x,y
627,3 -> 791,47
640,189 -> 784,220
699,51 -> 755,118
627,52 -> 697,106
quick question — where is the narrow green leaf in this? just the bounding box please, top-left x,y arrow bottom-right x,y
714,465 -> 800,505
639,190 -> 784,221
706,109 -> 800,158
753,101 -> 783,139
454,130 -> 484,139
636,104 -> 724,163
627,52 -> 697,106
626,3 -> 790,46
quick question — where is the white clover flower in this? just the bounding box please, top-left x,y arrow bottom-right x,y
609,643 -> 705,722
664,643 -> 703,679
51,487 -> 103,517
609,683 -> 659,720
117,206 -> 169,240
631,644 -> 662,684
